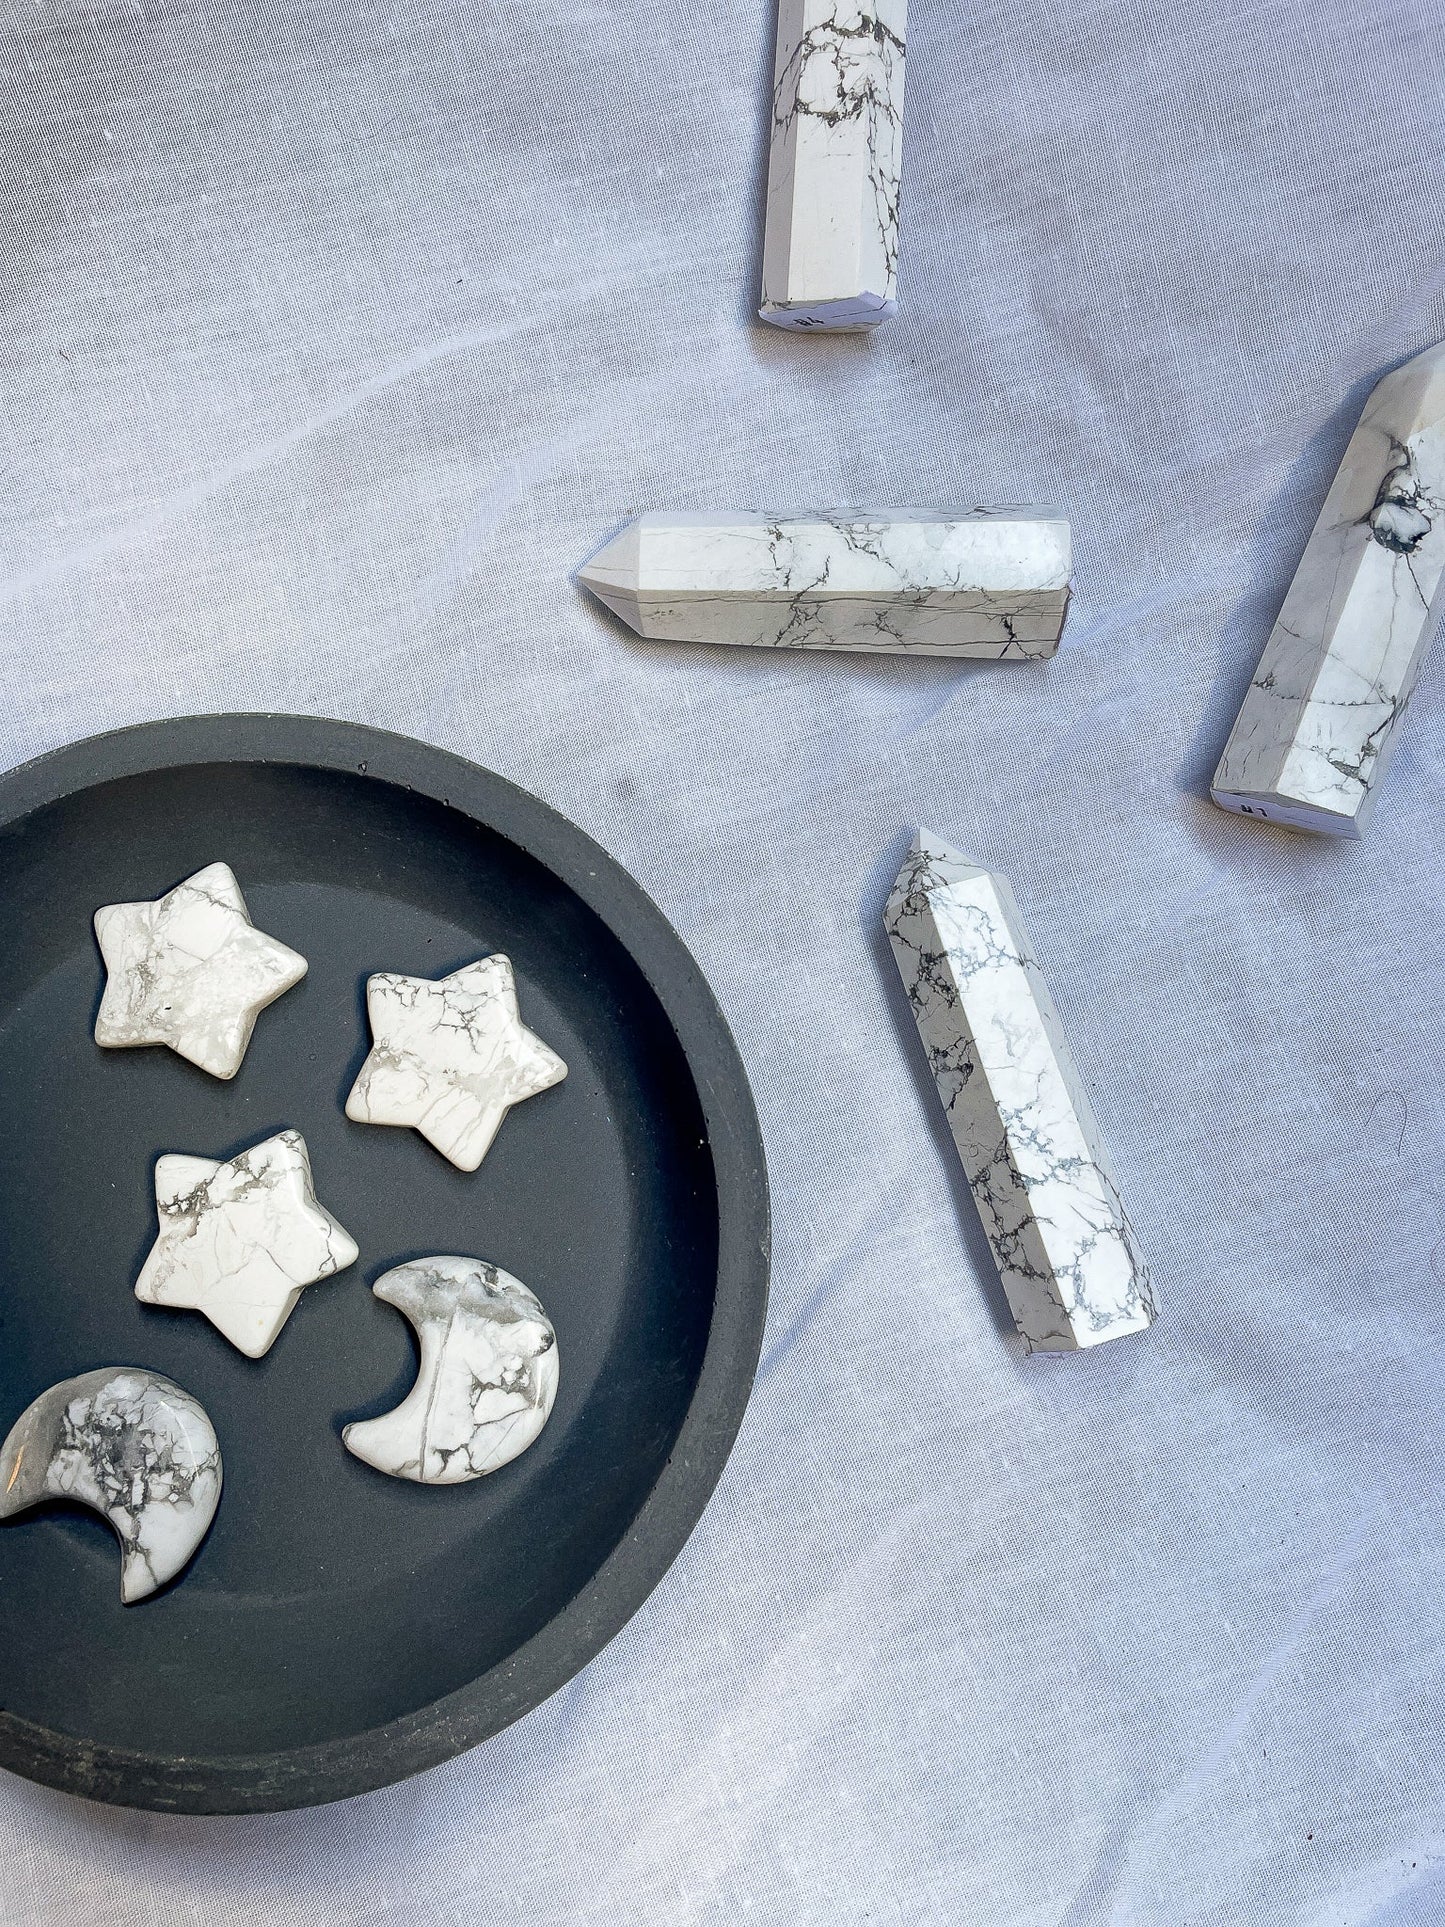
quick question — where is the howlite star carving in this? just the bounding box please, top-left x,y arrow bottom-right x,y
94,860 -> 307,1079
345,955 -> 567,1171
135,1129 -> 358,1358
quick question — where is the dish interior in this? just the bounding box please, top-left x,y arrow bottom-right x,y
0,760 -> 716,1758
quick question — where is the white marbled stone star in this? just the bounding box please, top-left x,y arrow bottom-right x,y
135,1129 -> 359,1358
345,955 -> 567,1172
94,861 -> 308,1080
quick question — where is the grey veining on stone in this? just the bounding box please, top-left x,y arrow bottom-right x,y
94,860 -> 308,1078
884,832 -> 1155,1353
344,1257 -> 559,1484
135,1129 -> 359,1358
578,511 -> 1070,656
346,954 -> 567,1171
760,0 -> 907,329
1212,341 -> 1445,836
0,1368 -> 222,1603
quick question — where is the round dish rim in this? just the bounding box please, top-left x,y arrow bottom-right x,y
0,713 -> 770,1813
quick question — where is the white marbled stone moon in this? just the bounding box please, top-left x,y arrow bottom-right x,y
94,860 -> 307,1079
135,1129 -> 359,1358
0,1368 -> 222,1603
344,1257 -> 559,1484
346,954 -> 567,1172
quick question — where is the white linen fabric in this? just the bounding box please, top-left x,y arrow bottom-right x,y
1,0 -> 1443,1918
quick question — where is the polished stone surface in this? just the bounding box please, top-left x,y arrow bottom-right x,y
885,832 -> 1155,1352
578,511 -> 1070,656
1212,340 -> 1445,835
344,1256 -> 559,1483
346,954 -> 567,1171
0,1368 -> 222,1603
94,861 -> 307,1078
136,1129 -> 359,1358
760,0 -> 907,329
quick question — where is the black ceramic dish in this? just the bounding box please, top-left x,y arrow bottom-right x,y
0,716 -> 768,1813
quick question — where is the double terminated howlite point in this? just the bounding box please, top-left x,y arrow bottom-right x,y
1213,340 -> 1445,836
761,0 -> 907,329
579,512 -> 1070,657
885,834 -> 1154,1352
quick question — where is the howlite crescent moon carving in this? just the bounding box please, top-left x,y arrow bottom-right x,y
344,1257 -> 559,1484
0,1368 -> 223,1603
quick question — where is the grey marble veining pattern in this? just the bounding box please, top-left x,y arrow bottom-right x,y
344,1257 -> 559,1484
578,511 -> 1070,656
884,832 -> 1155,1352
346,954 -> 567,1171
135,1129 -> 359,1358
1212,340 -> 1445,835
93,861 -> 308,1078
760,0 -> 907,328
0,1369 -> 222,1604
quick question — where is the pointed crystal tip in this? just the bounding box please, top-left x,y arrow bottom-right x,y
576,522 -> 643,633
894,828 -> 989,892
884,831 -> 994,938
